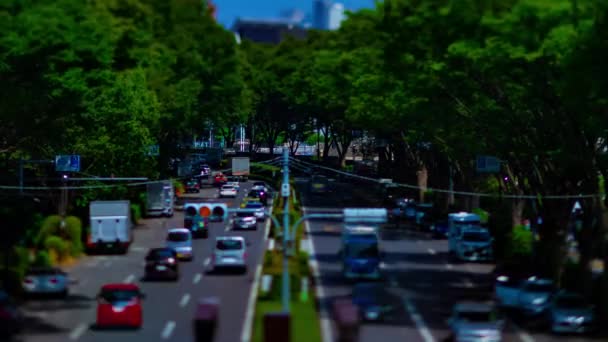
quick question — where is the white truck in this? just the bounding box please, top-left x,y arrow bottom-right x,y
231,157 -> 250,180
88,200 -> 132,253
146,180 -> 174,217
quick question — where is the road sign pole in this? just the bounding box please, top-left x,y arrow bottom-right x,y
281,147 -> 290,312
18,159 -> 23,195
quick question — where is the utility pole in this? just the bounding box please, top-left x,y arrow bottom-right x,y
281,147 -> 290,312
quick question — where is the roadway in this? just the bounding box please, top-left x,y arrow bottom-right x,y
18,180 -> 270,342
297,177 -> 600,342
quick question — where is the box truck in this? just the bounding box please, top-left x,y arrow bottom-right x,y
231,157 -> 250,180
87,200 -> 132,253
146,180 -> 174,217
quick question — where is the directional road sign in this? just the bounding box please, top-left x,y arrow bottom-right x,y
55,155 -> 80,172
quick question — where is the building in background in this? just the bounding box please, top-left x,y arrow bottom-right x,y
313,0 -> 332,29
328,2 -> 345,30
232,18 -> 308,44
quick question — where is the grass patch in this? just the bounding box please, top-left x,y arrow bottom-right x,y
252,299 -> 322,342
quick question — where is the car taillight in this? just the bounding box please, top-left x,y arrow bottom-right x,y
48,277 -> 58,284
23,277 -> 34,284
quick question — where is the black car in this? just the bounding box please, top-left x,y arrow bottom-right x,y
186,179 -> 200,193
352,283 -> 396,322
0,291 -> 23,338
248,189 -> 268,205
144,248 -> 179,281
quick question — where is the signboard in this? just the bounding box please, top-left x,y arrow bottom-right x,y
55,155 -> 80,172
343,208 -> 387,224
146,144 -> 160,156
476,156 -> 501,173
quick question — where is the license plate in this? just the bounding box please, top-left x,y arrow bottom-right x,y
156,265 -> 167,271
177,253 -> 184,258
107,244 -> 113,248
223,258 -> 237,263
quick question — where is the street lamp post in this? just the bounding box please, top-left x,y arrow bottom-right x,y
281,148 -> 291,312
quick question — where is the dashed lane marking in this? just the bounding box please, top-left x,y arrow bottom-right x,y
179,293 -> 191,307
69,323 -> 87,340
428,248 -> 436,255
161,321 -> 176,339
203,258 -> 210,267
445,263 -> 453,270
193,273 -> 202,284
403,298 -> 435,342
103,261 -> 112,268
123,274 -> 135,283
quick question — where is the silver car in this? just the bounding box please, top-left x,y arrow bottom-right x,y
517,277 -> 555,317
166,228 -> 194,261
546,291 -> 595,334
244,202 -> 265,221
447,302 -> 504,342
233,212 -> 257,230
212,236 -> 247,273
22,267 -> 70,297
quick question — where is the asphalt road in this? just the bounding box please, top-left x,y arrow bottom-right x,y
297,178 -> 600,342
18,180 -> 270,342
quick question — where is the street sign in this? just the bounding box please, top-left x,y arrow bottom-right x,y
476,155 -> 501,173
343,208 -> 387,224
281,183 -> 290,197
55,155 -> 80,172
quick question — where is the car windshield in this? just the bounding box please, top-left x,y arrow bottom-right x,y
237,212 -> 255,217
222,186 -> 234,190
457,310 -> 495,322
27,268 -> 60,275
100,289 -> 139,302
462,232 -> 491,242
248,191 -> 261,197
149,249 -> 173,258
555,295 -> 587,309
525,282 -> 555,292
345,242 -> 379,258
254,182 -> 265,187
216,240 -> 243,250
246,203 -> 263,209
167,232 -> 189,242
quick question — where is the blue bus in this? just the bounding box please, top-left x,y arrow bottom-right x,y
340,226 -> 382,280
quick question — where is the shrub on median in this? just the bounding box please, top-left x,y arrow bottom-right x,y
131,203 -> 142,225
44,236 -> 68,262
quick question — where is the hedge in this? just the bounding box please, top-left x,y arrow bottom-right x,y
131,203 -> 142,224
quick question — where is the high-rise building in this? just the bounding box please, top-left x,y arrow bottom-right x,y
232,18 -> 308,44
313,0 -> 332,30
328,2 -> 345,30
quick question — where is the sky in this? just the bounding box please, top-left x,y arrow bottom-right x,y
213,0 -> 376,28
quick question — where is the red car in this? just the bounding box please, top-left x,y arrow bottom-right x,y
213,173 -> 227,187
96,283 -> 145,329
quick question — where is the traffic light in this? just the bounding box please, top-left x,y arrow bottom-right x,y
185,203 -> 228,222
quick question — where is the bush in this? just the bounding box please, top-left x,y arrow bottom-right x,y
44,236 -> 68,261
472,208 -> 490,224
131,203 -> 142,224
38,215 -> 63,246
173,179 -> 185,196
33,250 -> 52,267
506,225 -> 533,260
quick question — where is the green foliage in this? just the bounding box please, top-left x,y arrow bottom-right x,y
131,203 -> 142,224
38,215 -> 63,247
33,250 -> 52,267
506,225 -> 534,260
472,208 -> 490,224
44,236 -> 68,260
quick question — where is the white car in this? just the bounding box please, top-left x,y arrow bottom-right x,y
212,236 -> 247,273
219,185 -> 237,198
227,181 -> 240,192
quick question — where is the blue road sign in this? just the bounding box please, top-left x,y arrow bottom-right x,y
476,155 -> 501,173
55,155 -> 80,172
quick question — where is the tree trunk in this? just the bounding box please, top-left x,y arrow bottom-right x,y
511,199 -> 525,227
417,164 -> 428,203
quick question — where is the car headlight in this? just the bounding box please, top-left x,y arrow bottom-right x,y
567,316 -> 585,324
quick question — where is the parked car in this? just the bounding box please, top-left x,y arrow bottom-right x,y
219,185 -> 237,198
212,236 -> 248,274
96,283 -> 145,329
233,211 -> 257,230
546,291 -> 595,334
447,302 -> 504,342
22,267 -> 70,298
0,291 -> 24,338
166,228 -> 194,261
186,179 -> 200,193
144,248 -> 179,280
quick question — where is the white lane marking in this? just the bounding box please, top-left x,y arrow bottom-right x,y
69,323 -> 87,340
161,321 -> 176,339
225,224 -> 230,231
103,261 -> 112,268
428,248 -> 436,255
416,240 -> 421,244
123,274 -> 135,283
203,257 -> 210,267
179,293 -> 191,307
241,201 -> 273,342
403,298 -> 435,342
445,263 -> 453,270
513,322 -> 536,342
193,273 -> 202,284
131,246 -> 146,252
301,207 -> 333,342
463,278 -> 473,288
466,264 -> 473,272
